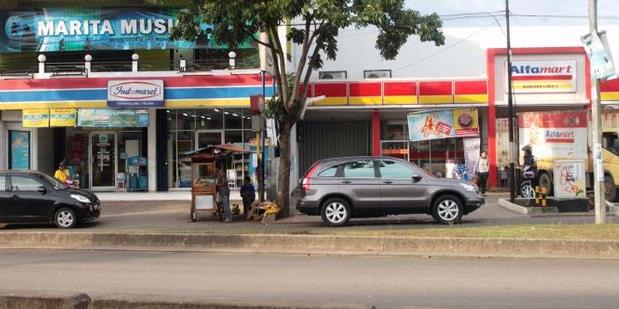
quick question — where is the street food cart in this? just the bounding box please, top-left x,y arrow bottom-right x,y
189,144 -> 247,222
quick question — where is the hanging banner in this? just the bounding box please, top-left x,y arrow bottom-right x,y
22,109 -> 49,127
408,108 -> 479,141
582,30 -> 616,80
77,109 -> 149,127
0,8 -> 255,53
509,60 -> 577,93
463,137 -> 481,177
553,160 -> 587,199
50,109 -> 76,127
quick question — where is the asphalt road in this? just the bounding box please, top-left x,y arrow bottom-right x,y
0,249 -> 618,309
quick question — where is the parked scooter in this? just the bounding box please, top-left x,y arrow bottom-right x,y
518,145 -> 537,199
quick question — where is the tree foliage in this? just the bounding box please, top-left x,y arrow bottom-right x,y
172,0 -> 444,212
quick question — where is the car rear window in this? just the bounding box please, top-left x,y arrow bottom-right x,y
343,160 -> 375,178
318,166 -> 338,177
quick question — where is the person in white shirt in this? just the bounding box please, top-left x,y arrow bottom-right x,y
476,151 -> 490,195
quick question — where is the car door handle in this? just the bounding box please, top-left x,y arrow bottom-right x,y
382,181 -> 393,184
341,180 -> 351,184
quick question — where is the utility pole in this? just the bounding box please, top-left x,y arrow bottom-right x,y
506,0 -> 516,203
588,0 -> 606,223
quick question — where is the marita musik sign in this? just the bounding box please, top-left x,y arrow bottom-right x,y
107,80 -> 164,108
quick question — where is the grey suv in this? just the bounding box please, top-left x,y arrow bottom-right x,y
297,156 -> 484,226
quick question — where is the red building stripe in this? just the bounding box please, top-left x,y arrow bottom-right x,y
512,75 -> 572,81
0,74 -> 271,90
454,80 -> 487,95
419,81 -> 452,95
384,82 -> 417,96
314,83 -> 347,97
349,82 -> 381,96
601,78 -> 619,92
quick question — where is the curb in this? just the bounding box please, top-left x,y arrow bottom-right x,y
1,232 -> 619,259
0,291 -> 373,309
497,198 -> 559,215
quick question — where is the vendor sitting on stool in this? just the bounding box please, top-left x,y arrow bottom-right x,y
241,176 -> 256,219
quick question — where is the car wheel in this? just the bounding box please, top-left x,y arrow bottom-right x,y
605,174 -> 617,202
54,207 -> 77,229
432,195 -> 463,224
321,198 -> 351,227
519,180 -> 535,199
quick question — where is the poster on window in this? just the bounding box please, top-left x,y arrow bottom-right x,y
22,109 -> 49,127
10,130 -> 30,170
408,109 -> 479,142
553,160 -> 586,199
50,109 -> 76,127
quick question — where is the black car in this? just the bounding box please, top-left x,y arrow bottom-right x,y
0,170 -> 101,228
297,156 -> 484,226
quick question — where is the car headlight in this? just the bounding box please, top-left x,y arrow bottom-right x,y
459,183 -> 478,192
70,194 -> 92,204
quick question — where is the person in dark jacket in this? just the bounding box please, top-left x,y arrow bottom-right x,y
240,176 -> 256,218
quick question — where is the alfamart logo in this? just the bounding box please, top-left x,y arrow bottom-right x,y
511,64 -> 573,75
107,80 -> 165,108
508,60 -> 577,93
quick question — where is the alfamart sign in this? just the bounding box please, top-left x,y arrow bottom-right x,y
508,60 -> 577,93
107,80 -> 164,108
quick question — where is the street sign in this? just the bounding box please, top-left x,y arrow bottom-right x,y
582,30 -> 616,80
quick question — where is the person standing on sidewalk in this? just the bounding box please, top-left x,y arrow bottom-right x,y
240,176 -> 256,219
216,163 -> 232,222
476,151 -> 489,195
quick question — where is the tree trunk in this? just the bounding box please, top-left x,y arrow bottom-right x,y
276,119 -> 292,217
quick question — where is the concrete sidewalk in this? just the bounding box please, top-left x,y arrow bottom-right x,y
96,190 -> 242,202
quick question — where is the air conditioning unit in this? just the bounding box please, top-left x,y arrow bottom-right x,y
319,71 -> 347,80
364,69 -> 392,79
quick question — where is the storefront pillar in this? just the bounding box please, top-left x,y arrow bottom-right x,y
372,110 -> 381,156
487,51 -> 498,188
147,109 -> 157,192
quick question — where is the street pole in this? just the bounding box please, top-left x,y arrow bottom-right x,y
506,0 -> 516,203
588,0 -> 606,223
260,70 -> 267,202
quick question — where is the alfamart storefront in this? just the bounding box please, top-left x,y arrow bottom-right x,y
301,46 -> 619,189
0,73 -> 274,192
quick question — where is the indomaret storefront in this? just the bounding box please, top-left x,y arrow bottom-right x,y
0,72 -> 274,192
298,47 -> 619,190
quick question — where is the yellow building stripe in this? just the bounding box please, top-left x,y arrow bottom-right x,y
453,94 -> 488,104
314,97 -> 348,106
418,95 -> 453,104
383,95 -> 418,105
0,101 -> 106,110
602,91 -> 619,101
165,99 -> 250,108
349,96 -> 382,105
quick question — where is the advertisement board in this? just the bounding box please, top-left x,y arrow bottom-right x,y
408,108 -> 479,142
463,137 -> 481,178
9,130 -> 30,170
50,109 -> 76,127
509,60 -> 577,93
77,109 -> 149,127
0,8 -> 254,53
518,111 -> 588,165
22,109 -> 49,127
553,160 -> 587,199
108,80 -> 164,108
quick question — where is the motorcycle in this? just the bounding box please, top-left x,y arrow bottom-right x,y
518,165 -> 537,199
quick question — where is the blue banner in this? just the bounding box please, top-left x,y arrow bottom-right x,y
10,130 -> 30,170
0,8 -> 254,53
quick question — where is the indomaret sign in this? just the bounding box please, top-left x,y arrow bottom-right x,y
107,80 -> 164,108
508,60 -> 577,93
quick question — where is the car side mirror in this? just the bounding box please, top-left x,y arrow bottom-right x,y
37,186 -> 47,194
412,174 -> 423,182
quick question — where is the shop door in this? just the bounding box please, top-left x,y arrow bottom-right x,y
90,132 -> 117,190
196,130 -> 224,149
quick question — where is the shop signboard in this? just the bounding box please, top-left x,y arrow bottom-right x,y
108,80 -> 164,108
77,109 -> 149,127
518,111 -> 588,165
553,160 -> 587,199
509,60 -> 577,93
22,109 -> 49,127
0,8 -> 254,53
50,109 -> 76,127
407,108 -> 479,142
